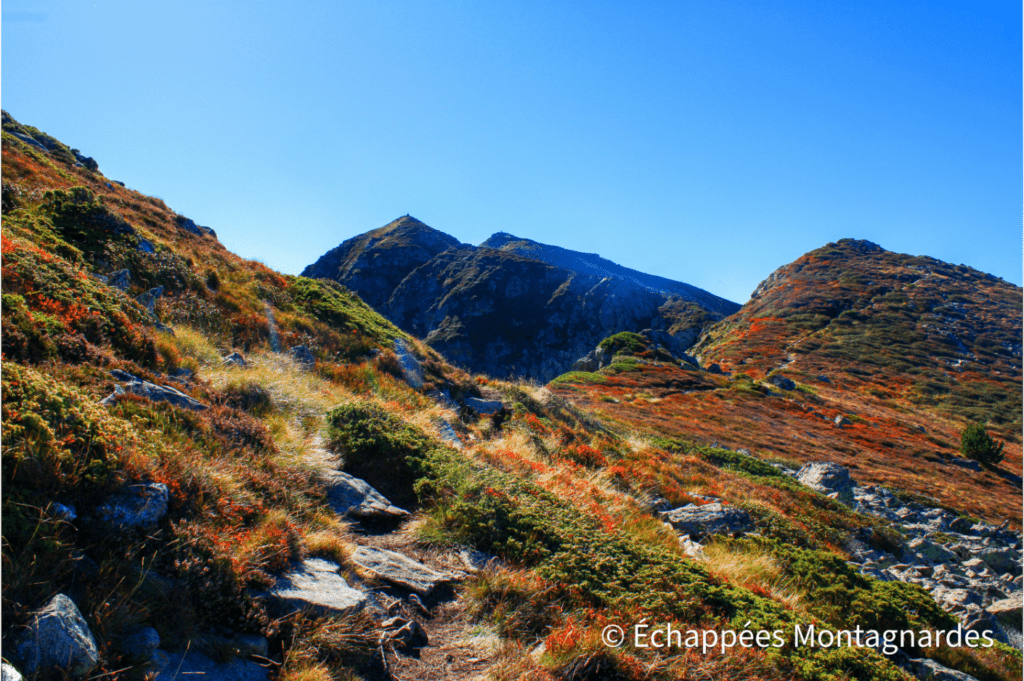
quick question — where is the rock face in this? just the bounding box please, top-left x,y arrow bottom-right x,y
16,594 -> 101,676
302,217 -> 738,381
351,546 -> 453,596
263,558 -> 368,616
97,483 -> 169,529
796,462 -> 854,504
660,503 -> 754,539
320,470 -> 409,519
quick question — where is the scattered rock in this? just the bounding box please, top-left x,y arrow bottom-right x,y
903,538 -> 957,564
223,352 -> 247,367
767,374 -> 795,390
174,216 -> 217,239
458,547 -> 500,572
121,627 -> 160,658
351,546 -> 453,596
105,377 -> 208,411
15,594 -> 101,676
978,548 -> 1017,575
392,339 -> 424,389
382,617 -> 429,648
320,470 -> 409,519
97,483 -> 169,529
287,344 -> 315,368
465,397 -> 504,415
986,594 -> 1022,632
262,558 -> 368,617
660,503 -> 754,540
135,286 -> 164,314
435,418 -> 462,448
908,657 -> 980,681
155,649 -> 265,681
797,462 -> 854,504
108,269 -> 132,291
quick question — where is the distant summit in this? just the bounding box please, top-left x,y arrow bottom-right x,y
481,232 -> 738,316
304,218 -> 739,380
301,216 -> 462,310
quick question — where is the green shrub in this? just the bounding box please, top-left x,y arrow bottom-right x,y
960,423 -> 1004,465
597,331 -> 648,357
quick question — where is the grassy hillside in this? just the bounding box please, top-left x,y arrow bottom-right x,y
2,114 -> 1020,681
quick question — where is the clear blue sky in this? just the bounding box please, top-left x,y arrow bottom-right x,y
3,1 -> 1020,303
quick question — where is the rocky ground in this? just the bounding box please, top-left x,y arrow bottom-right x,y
654,455 -> 1023,681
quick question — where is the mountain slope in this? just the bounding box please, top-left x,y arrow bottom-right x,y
4,112 -> 1021,681
552,239 -> 1022,525
305,221 -> 739,380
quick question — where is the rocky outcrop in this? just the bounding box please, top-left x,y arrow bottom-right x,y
303,217 -> 738,381
660,503 -> 754,540
320,470 -> 409,519
101,371 -> 207,411
97,483 -> 169,529
263,558 -> 368,616
350,546 -> 454,596
15,594 -> 101,676
796,462 -> 854,504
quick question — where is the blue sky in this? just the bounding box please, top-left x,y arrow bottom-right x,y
3,1 -> 1020,303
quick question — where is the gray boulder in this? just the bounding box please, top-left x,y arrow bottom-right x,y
660,503 -> 754,540
351,546 -> 453,596
97,483 -> 169,529
320,470 -> 409,519
175,217 -> 217,239
1,663 -> 22,681
16,594 -> 101,676
766,374 -> 795,391
137,239 -> 155,254
797,462 -> 854,504
834,415 -> 851,427
155,649 -> 265,681
287,345 -> 315,368
135,286 -> 164,315
465,397 -> 504,415
986,594 -> 1022,632
108,269 -> 132,291
392,339 -> 424,389
978,548 -> 1018,575
903,538 -> 957,564
908,658 -> 980,681
105,370 -> 207,411
223,352 -> 247,367
263,558 -> 368,617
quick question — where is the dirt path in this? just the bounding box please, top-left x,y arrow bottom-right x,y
303,433 -> 496,680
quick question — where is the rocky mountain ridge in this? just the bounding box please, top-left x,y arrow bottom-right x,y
303,216 -> 739,381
